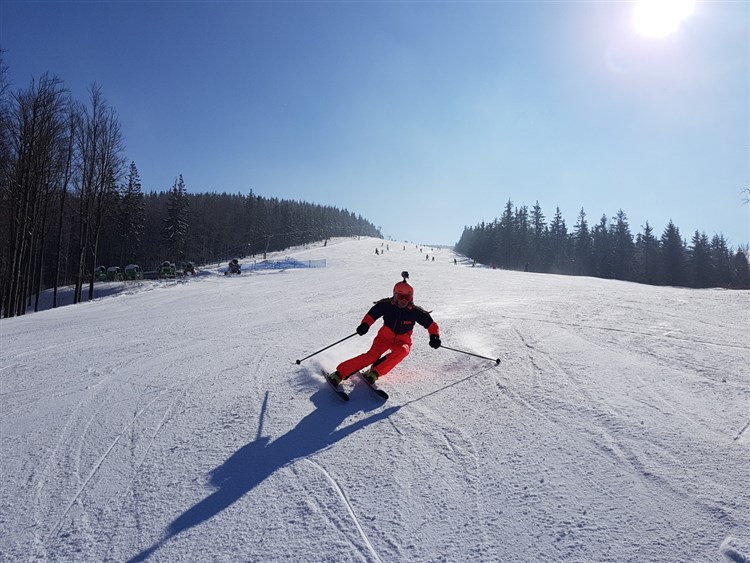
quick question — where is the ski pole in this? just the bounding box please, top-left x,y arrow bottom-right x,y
441,345 -> 501,365
296,333 -> 357,365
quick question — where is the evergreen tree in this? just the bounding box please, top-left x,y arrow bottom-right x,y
118,161 -> 145,264
472,222 -> 491,264
611,209 -> 634,280
572,208 -> 593,275
162,175 -> 189,262
732,250 -> 750,289
592,215 -> 612,278
529,201 -> 547,271
548,206 -> 569,273
710,234 -> 732,288
455,225 -> 474,258
495,199 -> 515,268
634,222 -> 660,285
689,231 -> 713,288
487,218 -> 501,267
514,205 -> 530,270
661,220 -> 686,287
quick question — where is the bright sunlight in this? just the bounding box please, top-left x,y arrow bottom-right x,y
633,0 -> 697,37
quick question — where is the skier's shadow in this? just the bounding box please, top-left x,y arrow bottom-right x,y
129,387 -> 398,562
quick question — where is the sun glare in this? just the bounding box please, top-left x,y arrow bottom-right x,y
633,0 -> 696,37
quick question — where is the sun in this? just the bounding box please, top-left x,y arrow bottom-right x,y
633,0 -> 697,37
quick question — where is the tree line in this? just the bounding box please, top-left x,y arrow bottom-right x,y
135,180 -> 381,270
455,200 -> 750,289
0,61 -> 380,318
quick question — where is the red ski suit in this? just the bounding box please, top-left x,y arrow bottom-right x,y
337,297 -> 440,378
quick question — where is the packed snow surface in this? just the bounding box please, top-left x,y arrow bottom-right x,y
1,237 -> 748,562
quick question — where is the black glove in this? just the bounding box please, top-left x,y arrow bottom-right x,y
429,334 -> 441,349
356,322 -> 369,336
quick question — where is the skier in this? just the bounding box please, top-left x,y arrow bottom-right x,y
327,272 -> 441,387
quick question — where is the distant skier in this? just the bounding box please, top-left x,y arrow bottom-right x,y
327,272 -> 441,387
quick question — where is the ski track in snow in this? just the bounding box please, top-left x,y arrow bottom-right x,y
734,420 -> 750,442
506,315 -> 748,555
48,387 -> 172,540
1,237 -> 748,562
302,459 -> 384,563
40,348 -> 220,553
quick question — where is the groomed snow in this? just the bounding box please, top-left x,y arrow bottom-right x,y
1,237 -> 748,562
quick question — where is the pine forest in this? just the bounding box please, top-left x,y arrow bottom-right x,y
456,201 -> 749,290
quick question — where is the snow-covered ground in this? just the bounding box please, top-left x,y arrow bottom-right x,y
1,236 -> 748,562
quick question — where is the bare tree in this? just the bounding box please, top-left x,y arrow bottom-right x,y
72,85 -> 125,303
1,74 -> 69,317
51,101 -> 78,308
0,51 -> 12,313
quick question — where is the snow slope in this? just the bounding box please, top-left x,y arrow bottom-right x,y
1,237 -> 748,562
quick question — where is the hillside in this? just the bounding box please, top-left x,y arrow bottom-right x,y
1,237 -> 748,562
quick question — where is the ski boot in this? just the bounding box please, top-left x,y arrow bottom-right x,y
363,369 -> 379,385
327,371 -> 343,387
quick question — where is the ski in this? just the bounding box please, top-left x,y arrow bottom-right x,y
358,372 -> 389,401
322,372 -> 349,402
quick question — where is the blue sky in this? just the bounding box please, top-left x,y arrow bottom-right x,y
2,1 -> 748,248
